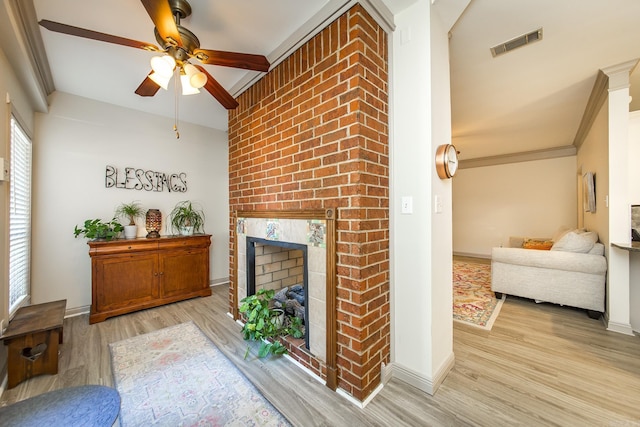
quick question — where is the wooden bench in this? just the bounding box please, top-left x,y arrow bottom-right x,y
1,300 -> 66,389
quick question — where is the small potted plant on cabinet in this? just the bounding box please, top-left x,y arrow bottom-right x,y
168,201 -> 205,236
115,201 -> 144,239
74,218 -> 124,241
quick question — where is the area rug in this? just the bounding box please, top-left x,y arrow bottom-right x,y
109,321 -> 291,426
453,261 -> 505,330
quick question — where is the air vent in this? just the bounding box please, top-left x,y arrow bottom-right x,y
491,28 -> 543,57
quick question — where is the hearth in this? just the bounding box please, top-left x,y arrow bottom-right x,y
246,237 -> 309,350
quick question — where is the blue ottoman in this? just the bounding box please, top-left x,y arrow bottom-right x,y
0,385 -> 120,426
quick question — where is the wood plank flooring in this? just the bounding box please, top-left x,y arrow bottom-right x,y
1,283 -> 639,426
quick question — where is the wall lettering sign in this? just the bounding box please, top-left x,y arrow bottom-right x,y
105,165 -> 187,193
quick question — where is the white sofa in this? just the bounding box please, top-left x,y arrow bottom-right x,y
491,230 -> 607,318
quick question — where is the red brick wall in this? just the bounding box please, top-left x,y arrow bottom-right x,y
228,4 -> 389,401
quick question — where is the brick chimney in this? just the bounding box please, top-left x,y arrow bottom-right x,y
228,4 -> 389,401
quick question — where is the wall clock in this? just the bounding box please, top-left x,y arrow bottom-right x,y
435,144 -> 458,179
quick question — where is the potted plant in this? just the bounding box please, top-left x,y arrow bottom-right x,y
168,201 -> 205,236
239,289 -> 304,359
115,201 -> 144,239
74,218 -> 124,241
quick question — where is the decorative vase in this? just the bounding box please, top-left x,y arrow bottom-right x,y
123,225 -> 137,239
145,209 -> 162,238
180,226 -> 194,236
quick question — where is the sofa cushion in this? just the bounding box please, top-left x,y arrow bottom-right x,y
551,231 -> 595,253
491,247 -> 607,275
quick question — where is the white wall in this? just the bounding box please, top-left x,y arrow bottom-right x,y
32,92 -> 229,312
627,110 -> 640,332
453,156 -> 578,257
390,0 -> 454,394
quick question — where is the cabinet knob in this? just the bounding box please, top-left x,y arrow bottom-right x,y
154,272 -> 158,276
159,272 -> 164,275
128,246 -> 132,250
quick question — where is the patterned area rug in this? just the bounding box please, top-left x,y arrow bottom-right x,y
453,261 -> 505,330
109,321 -> 291,426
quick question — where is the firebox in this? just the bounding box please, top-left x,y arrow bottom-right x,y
246,237 -> 310,351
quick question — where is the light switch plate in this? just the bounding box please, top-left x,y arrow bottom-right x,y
401,196 -> 413,214
435,195 -> 443,213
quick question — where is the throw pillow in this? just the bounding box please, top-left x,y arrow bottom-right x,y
522,239 -> 554,250
550,231 -> 595,253
576,230 -> 598,244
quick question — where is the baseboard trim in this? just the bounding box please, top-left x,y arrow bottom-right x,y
606,320 -> 635,336
453,251 -> 491,260
65,305 -> 90,318
388,352 -> 455,395
210,277 -> 230,287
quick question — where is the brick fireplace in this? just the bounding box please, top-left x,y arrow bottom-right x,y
228,4 -> 389,401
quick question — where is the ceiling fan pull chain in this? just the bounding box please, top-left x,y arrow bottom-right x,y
174,67 -> 180,139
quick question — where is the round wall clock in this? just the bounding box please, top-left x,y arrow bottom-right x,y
435,144 -> 459,179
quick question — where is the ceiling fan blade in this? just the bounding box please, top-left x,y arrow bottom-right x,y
193,49 -> 270,72
135,72 -> 161,97
194,65 -> 239,109
140,0 -> 183,48
39,20 -> 158,51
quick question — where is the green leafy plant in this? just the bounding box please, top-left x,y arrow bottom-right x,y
73,218 -> 124,241
168,201 -> 205,235
114,201 -> 144,226
239,288 -> 304,359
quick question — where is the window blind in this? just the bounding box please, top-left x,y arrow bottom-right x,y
9,115 -> 32,315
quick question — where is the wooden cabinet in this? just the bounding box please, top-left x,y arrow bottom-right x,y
88,235 -> 211,324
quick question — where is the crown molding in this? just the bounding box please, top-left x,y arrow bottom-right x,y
573,70 -> 608,150
459,145 -> 576,169
2,0 -> 54,109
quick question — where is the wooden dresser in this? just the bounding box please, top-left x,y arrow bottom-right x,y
87,234 -> 211,323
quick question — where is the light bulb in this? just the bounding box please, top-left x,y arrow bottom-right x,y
183,63 -> 207,89
148,72 -> 171,90
150,55 -> 176,77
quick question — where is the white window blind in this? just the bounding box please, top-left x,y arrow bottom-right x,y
9,115 -> 32,315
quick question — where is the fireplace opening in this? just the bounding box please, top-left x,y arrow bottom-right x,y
246,237 -> 309,351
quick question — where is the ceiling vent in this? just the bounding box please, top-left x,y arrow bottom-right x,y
491,28 -> 543,57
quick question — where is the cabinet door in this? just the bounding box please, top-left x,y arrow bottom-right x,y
160,248 -> 209,298
94,253 -> 159,312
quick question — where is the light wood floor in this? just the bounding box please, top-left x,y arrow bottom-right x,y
1,283 -> 639,426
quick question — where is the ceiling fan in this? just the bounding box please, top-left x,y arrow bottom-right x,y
39,0 -> 271,110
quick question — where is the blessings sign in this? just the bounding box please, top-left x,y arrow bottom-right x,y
105,165 -> 187,193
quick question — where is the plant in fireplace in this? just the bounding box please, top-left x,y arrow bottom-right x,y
239,289 -> 303,359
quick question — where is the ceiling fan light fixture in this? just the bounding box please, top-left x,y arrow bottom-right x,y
180,72 -> 200,95
183,63 -> 207,89
150,55 -> 176,77
149,71 -> 171,90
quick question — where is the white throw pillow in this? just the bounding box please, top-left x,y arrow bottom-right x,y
550,231 -> 595,253
577,230 -> 598,244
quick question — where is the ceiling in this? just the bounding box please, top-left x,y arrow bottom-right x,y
32,0 -> 334,131
5,0 -> 640,159
450,0 -> 640,159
